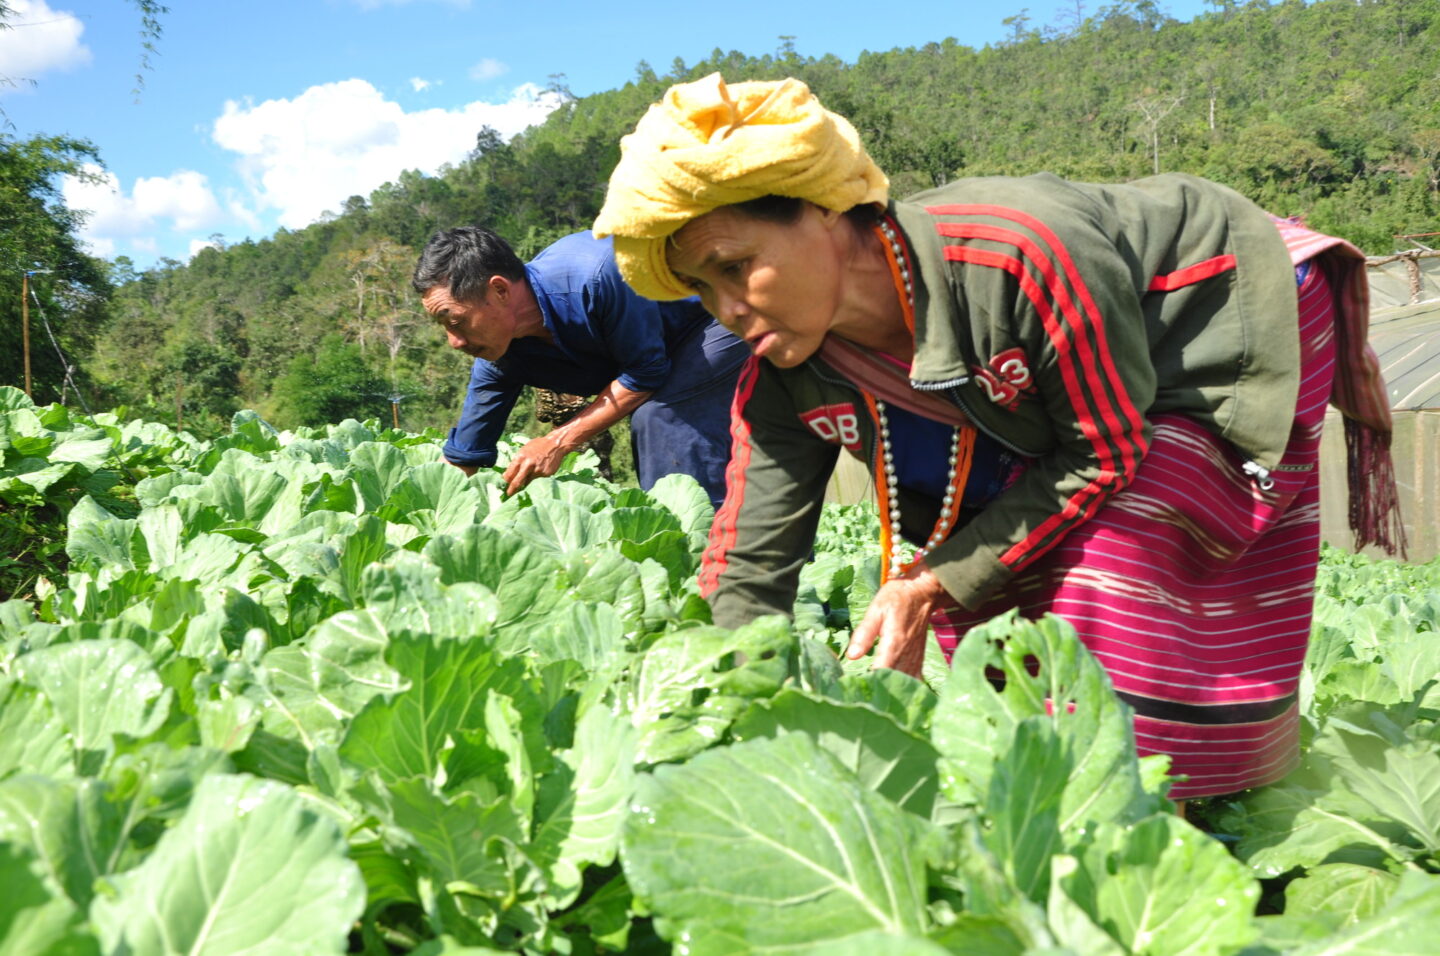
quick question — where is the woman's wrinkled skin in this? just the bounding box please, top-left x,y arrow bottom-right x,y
667,202 -> 957,677
665,204 -> 914,366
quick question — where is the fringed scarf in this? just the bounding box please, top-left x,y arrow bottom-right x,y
817,337 -> 970,427
1272,217 -> 1407,557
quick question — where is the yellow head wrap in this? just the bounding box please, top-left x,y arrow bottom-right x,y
592,73 -> 889,300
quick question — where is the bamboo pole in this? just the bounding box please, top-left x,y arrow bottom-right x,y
21,271 -> 32,398
1365,248 -> 1440,305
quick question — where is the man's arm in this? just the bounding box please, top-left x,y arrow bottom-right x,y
501,379 -> 652,495
444,361 -> 522,477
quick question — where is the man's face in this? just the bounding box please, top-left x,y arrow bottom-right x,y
422,282 -> 515,361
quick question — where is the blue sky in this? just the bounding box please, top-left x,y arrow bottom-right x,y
1,0 -> 1210,268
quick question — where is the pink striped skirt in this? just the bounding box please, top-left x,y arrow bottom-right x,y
933,264 -> 1338,800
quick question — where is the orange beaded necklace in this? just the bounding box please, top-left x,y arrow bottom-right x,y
862,218 -> 976,583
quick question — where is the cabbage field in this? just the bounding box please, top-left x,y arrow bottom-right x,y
1,384 -> 1438,955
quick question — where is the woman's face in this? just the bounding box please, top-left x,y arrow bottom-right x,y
666,203 -> 846,368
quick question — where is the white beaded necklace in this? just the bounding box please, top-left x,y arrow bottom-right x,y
871,218 -> 975,582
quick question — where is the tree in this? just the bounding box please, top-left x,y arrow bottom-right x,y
268,334 -> 389,429
1204,0 -> 1237,21
123,0 -> 170,95
1002,10 -> 1038,44
1131,90 -> 1183,173
74,0 -> 1440,439
171,338 -> 241,432
469,126 -> 505,161
1204,122 -> 1341,208
335,238 -> 427,378
1412,128 -> 1440,196
1054,0 -> 1090,37
0,134 -> 111,398
0,1 -> 169,101
0,1 -> 169,402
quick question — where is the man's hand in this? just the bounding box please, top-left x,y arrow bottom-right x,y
502,432 -> 574,496
500,380 -> 653,497
844,559 -> 953,678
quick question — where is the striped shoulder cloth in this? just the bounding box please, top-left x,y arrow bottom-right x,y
1273,217 -> 1406,557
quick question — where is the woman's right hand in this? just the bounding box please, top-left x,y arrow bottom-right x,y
844,559 -> 951,678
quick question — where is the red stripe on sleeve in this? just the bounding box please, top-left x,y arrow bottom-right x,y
944,245 -> 1124,562
938,221 -> 1134,466
930,205 -> 1150,569
929,202 -> 1148,441
1148,254 -> 1237,291
698,354 -> 762,596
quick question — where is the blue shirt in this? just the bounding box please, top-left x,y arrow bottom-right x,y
885,402 -> 1021,509
444,231 -> 710,468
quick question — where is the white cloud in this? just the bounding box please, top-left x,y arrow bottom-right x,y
469,58 -> 507,81
130,171 -> 226,231
212,78 -> 563,230
225,197 -> 261,232
0,0 -> 90,82
83,235 -> 117,258
60,165 -> 231,258
188,237 -> 222,258
409,77 -> 432,92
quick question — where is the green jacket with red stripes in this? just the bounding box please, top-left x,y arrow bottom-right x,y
700,172 -> 1301,626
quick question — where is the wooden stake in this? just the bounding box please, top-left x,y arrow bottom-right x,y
21,272 -> 32,399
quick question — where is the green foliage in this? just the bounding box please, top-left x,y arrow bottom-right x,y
0,134 -> 112,403
0,1 -> 169,100
1193,563 -> 1440,852
5,400 -> 1439,953
0,386 -> 198,601
47,0 -> 1436,452
6,7 -> 1440,944
269,334 -> 391,429
89,774 -> 365,955
622,733 -> 936,950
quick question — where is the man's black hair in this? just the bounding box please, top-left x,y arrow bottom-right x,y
412,226 -> 527,302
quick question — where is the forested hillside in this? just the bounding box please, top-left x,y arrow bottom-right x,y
7,0 -> 1440,438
